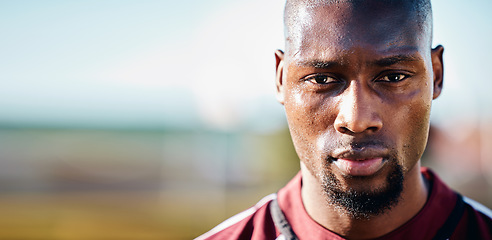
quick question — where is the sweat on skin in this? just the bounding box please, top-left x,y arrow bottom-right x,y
274,0 -> 443,238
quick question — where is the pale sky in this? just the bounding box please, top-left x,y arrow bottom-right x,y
0,0 -> 491,131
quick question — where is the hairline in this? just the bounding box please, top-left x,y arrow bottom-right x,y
283,0 -> 434,57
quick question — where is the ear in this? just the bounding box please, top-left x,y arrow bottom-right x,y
431,45 -> 444,99
275,49 -> 285,105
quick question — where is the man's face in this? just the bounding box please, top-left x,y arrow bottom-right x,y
276,2 -> 443,216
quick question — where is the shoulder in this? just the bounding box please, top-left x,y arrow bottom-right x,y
421,168 -> 492,239
196,172 -> 303,240
195,193 -> 278,240
463,196 -> 492,220
453,196 -> 492,239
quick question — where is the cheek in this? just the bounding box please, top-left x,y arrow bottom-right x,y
284,87 -> 336,168
393,95 -> 432,171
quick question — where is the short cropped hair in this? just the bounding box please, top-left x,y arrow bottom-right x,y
284,0 -> 433,50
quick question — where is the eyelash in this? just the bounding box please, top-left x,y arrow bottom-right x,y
375,73 -> 410,82
303,74 -> 339,84
303,72 -> 411,85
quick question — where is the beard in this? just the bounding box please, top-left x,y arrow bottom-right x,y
320,161 -> 404,219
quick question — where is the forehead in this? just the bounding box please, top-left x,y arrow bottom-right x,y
287,2 -> 427,62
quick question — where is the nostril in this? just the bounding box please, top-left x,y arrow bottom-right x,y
367,126 -> 380,132
337,126 -> 351,134
336,124 -> 380,134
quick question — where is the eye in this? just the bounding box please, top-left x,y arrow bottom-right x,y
304,74 -> 338,84
377,73 -> 409,82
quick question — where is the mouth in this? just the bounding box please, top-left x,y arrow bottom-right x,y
333,158 -> 387,176
330,148 -> 390,177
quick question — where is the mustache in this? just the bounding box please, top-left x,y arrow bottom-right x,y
323,138 -> 396,161
332,138 -> 390,150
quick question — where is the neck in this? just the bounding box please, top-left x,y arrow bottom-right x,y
300,161 -> 429,239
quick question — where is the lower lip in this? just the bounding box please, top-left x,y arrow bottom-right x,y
333,157 -> 386,176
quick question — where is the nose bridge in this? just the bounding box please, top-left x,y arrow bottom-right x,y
334,80 -> 382,134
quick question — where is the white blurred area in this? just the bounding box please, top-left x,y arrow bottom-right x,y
0,0 -> 491,239
1,0 -> 490,132
0,0 -> 286,132
428,0 -> 492,194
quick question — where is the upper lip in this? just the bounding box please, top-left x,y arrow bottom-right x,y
331,147 -> 390,161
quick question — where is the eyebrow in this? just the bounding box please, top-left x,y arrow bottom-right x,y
295,54 -> 421,69
296,60 -> 340,68
371,54 -> 420,67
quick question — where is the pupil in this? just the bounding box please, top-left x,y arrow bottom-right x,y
316,76 -> 326,83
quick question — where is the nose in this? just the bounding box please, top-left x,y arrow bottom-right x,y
334,81 -> 383,134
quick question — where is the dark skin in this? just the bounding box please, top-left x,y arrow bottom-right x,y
275,1 -> 444,239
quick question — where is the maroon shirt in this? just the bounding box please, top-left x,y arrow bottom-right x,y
197,168 -> 492,239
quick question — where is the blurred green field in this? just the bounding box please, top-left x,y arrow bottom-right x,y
0,126 -> 489,239
0,127 -> 299,239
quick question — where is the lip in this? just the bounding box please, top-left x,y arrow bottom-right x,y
331,147 -> 390,160
330,147 -> 390,176
333,158 -> 387,176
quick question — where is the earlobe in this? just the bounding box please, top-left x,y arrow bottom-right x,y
275,50 -> 285,105
431,45 -> 444,99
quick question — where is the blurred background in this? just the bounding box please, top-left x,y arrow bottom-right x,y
0,0 -> 491,239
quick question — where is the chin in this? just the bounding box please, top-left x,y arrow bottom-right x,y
338,166 -> 394,192
320,161 -> 404,219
